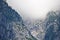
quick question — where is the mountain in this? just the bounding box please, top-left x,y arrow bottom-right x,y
44,11 -> 60,40
1,0 -> 60,40
0,0 -> 37,40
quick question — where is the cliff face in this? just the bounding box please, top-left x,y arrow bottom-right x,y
0,1 -> 37,40
0,0 -> 22,40
44,11 -> 60,40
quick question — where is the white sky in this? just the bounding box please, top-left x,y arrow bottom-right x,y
6,0 -> 60,19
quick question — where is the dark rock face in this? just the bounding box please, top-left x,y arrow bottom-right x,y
44,11 -> 60,40
0,0 -> 22,40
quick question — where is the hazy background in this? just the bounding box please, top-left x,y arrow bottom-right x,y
6,0 -> 60,19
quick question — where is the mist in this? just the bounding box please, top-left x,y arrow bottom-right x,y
6,0 -> 60,19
